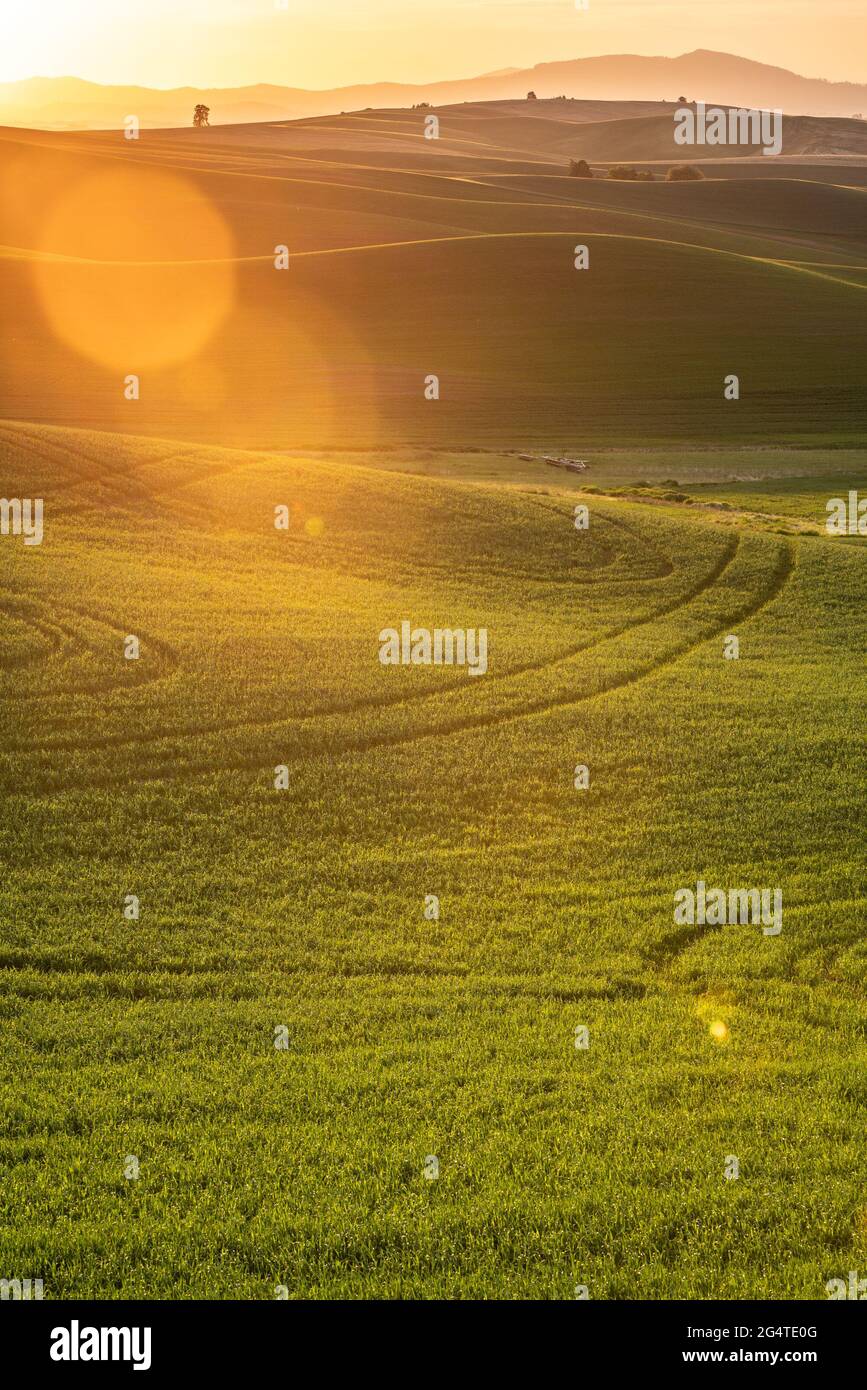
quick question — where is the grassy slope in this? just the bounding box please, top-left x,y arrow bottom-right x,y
1,122 -> 866,452
686,474 -> 867,525
3,235 -> 867,449
496,111 -> 867,162
0,108 -> 864,1300
0,426 -> 864,1298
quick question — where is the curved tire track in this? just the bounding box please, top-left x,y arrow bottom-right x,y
6,531 -> 795,798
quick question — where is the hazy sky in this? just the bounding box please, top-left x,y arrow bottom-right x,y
4,0 -> 867,89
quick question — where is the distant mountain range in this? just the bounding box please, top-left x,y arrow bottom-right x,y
2,51 -> 866,130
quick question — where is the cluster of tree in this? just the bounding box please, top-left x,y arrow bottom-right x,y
412,101 -> 432,109
526,91 -> 537,100
607,165 -> 655,181
192,104 -> 210,127
568,159 -> 704,182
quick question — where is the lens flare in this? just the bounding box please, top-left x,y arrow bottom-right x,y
31,166 -> 236,371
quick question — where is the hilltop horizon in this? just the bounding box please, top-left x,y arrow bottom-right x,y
3,49 -> 867,130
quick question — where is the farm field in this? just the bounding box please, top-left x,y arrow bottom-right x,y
0,422 -> 864,1299
0,94 -> 865,1302
2,109 -> 867,449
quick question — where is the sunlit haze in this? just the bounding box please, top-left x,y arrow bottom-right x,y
3,0 -> 867,92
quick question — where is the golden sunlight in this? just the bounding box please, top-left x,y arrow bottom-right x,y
31,166 -> 236,371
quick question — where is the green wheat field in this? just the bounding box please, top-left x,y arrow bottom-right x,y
0,105 -> 865,1299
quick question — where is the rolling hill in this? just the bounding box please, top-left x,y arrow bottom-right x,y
0,420 -> 863,1297
1,71 -> 865,1304
3,50 -> 867,130
1,109 -> 866,450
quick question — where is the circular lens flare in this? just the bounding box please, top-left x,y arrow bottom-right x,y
32,166 -> 236,371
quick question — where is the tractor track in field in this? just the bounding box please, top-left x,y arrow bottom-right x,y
4,530 -> 795,798
641,919 -> 726,972
0,425 -> 150,510
0,411 -> 792,789
526,493 -> 677,580
3,517 -> 735,761
0,424 -> 210,522
0,588 -> 180,698
0,593 -> 73,665
266,532 -> 794,766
